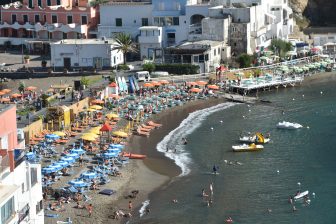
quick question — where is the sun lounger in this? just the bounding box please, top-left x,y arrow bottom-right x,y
99,189 -> 116,196
136,129 -> 150,137
141,124 -> 155,130
147,121 -> 162,127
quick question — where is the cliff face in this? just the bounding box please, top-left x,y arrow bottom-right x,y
289,0 -> 336,26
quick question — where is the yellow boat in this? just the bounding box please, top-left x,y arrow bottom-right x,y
232,143 -> 264,152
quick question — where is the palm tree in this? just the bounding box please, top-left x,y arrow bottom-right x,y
112,33 -> 138,65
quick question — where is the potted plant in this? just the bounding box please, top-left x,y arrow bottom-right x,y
41,60 -> 47,67
24,55 -> 30,64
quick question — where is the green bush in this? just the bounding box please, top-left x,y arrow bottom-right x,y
155,64 -> 199,75
237,54 -> 253,68
118,64 -> 130,70
143,63 -> 156,73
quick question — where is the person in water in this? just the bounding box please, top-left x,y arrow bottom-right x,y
213,165 -> 218,174
182,138 -> 188,145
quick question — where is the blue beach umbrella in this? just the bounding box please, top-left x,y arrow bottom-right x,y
45,134 -> 60,140
66,153 -> 80,159
68,179 -> 89,188
109,144 -> 124,149
102,152 -> 119,158
81,171 -> 98,180
107,148 -> 121,154
60,156 -> 75,163
71,148 -> 86,155
55,160 -> 68,167
42,167 -> 57,174
49,163 -> 63,171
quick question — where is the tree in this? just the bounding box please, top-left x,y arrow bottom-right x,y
269,39 -> 293,58
237,54 -> 253,68
80,77 -> 90,87
18,81 -> 25,93
112,33 -> 138,65
142,63 -> 156,73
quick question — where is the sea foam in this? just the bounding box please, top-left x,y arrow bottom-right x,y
139,200 -> 150,218
156,102 -> 236,176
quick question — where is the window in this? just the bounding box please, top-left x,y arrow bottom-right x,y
56,0 -> 61,5
22,182 -> 25,193
81,15 -> 87,25
36,200 -> 43,214
29,0 -> 33,8
199,55 -> 204,63
214,49 -> 216,56
43,15 -> 47,22
1,197 -> 14,224
159,17 -> 165,26
153,17 -> 159,26
63,33 -> 67,39
166,17 -> 173,26
141,18 -> 148,26
30,167 -> 38,187
38,0 -> 42,7
67,15 -> 73,24
11,14 -> 17,23
35,15 -> 40,23
116,18 -> 122,27
218,48 -> 220,54
193,55 -> 199,63
47,0 -> 51,6
23,15 -> 28,23
51,15 -> 57,23
173,17 -> 179,25
205,54 -> 209,61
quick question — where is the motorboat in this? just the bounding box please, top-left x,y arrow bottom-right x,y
239,132 -> 270,144
232,143 -> 264,152
277,121 -> 303,129
294,190 -> 309,201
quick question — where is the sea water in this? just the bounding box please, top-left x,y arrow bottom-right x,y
136,75 -> 336,224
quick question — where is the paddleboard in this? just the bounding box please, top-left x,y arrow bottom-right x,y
203,172 -> 220,175
294,190 -> 309,200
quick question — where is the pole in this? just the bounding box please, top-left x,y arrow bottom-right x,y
21,40 -> 24,64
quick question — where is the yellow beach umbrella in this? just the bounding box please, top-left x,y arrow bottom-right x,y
82,133 -> 98,138
106,113 -> 119,119
87,108 -> 96,112
112,131 -> 128,138
89,127 -> 101,135
81,135 -> 96,141
90,105 -> 103,110
53,131 -> 66,137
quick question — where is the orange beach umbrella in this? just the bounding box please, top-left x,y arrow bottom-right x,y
0,91 -> 5,96
196,80 -> 207,86
25,86 -> 37,91
151,81 -> 161,86
143,83 -> 154,88
208,85 -> 220,90
190,88 -> 202,93
1,89 -> 11,94
11,93 -> 22,98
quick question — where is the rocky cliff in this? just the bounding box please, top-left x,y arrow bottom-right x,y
289,0 -> 336,26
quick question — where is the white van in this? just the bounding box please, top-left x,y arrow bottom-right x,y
135,71 -> 151,82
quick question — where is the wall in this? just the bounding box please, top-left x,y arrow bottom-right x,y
50,42 -> 124,67
0,105 -> 18,150
98,4 -> 153,38
23,119 -> 43,144
68,97 -> 89,119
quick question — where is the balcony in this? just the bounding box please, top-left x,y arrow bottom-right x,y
139,35 -> 161,44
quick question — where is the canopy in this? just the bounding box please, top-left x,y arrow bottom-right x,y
91,99 -> 104,105
89,105 -> 103,110
53,131 -> 66,137
25,86 -> 37,91
100,123 -> 113,132
112,131 -> 128,138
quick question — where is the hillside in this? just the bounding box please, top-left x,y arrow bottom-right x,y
290,0 -> 336,26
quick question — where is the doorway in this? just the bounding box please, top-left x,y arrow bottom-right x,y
64,57 -> 71,69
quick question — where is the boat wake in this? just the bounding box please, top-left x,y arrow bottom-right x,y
139,200 -> 150,218
156,102 -> 237,177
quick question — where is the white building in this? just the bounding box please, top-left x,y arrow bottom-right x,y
0,105 -> 44,224
50,38 -> 124,69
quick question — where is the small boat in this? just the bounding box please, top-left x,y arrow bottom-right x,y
232,143 -> 264,152
239,132 -> 270,144
277,121 -> 303,129
122,152 -> 146,159
294,190 -> 309,201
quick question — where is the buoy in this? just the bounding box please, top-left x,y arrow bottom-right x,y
320,91 -> 323,95
211,127 -> 214,131
292,98 -> 295,101
248,109 -> 251,112
277,170 -> 280,174
302,94 -> 305,98
307,126 -> 310,129
243,115 -> 246,119
297,182 -> 301,186
220,120 -> 223,123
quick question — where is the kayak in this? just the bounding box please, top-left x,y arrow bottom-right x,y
122,152 -> 146,159
294,190 -> 309,201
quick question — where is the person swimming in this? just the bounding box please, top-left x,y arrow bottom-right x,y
212,165 -> 218,174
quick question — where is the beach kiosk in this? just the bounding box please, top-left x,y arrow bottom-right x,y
106,82 -> 119,98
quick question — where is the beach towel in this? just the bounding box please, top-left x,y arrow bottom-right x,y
99,189 -> 116,196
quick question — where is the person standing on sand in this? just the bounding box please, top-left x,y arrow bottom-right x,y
87,204 -> 93,217
128,201 -> 133,211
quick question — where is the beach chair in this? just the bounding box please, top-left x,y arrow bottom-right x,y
83,194 -> 92,202
68,186 -> 78,193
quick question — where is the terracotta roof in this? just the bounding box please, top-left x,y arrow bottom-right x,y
100,123 -> 112,132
